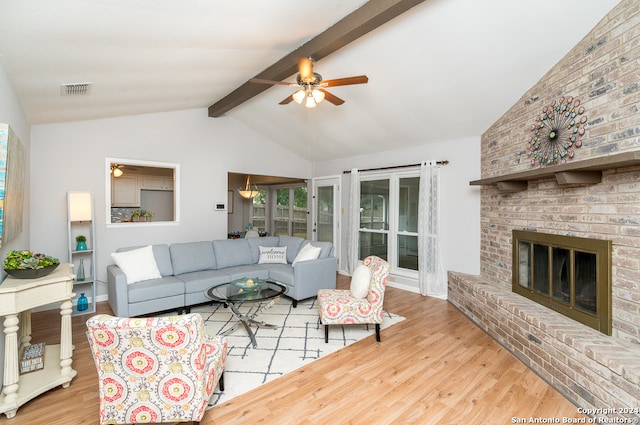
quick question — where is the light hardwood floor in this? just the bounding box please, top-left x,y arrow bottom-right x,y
8,275 -> 587,425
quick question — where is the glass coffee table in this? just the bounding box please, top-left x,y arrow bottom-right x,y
205,277 -> 286,348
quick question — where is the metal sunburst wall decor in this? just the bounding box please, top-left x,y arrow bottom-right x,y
529,95 -> 587,166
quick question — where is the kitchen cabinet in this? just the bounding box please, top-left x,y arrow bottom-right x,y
111,175 -> 140,207
140,176 -> 173,190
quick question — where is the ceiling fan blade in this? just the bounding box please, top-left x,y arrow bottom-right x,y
320,89 -> 345,106
250,78 -> 296,86
320,75 -> 369,87
298,57 -> 315,83
279,95 -> 295,105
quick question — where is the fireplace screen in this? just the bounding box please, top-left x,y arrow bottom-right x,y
513,230 -> 611,335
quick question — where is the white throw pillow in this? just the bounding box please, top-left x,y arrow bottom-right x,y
258,246 -> 287,264
350,264 -> 371,299
292,243 -> 322,267
111,245 -> 162,284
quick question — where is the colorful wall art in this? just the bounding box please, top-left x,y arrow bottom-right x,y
0,123 -> 25,247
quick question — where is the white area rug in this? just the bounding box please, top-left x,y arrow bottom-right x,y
189,297 -> 405,406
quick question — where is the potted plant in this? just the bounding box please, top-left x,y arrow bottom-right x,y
75,235 -> 87,251
142,210 -> 154,222
131,210 -> 140,222
3,250 -> 60,279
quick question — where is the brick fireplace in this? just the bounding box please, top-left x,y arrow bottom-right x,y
448,0 -> 640,416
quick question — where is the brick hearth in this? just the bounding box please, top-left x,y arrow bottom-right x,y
448,272 -> 639,410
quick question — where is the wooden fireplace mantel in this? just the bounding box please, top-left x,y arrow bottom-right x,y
469,151 -> 640,193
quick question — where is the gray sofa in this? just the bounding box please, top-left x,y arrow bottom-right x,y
107,235 -> 336,317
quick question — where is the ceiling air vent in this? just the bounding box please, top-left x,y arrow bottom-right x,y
60,82 -> 92,96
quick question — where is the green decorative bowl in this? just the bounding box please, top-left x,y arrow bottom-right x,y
4,264 -> 59,279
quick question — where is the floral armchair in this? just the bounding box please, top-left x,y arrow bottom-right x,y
86,313 -> 227,425
317,255 -> 391,342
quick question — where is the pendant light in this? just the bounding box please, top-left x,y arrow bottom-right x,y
238,175 -> 260,199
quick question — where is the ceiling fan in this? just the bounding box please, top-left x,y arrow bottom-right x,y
250,57 -> 368,108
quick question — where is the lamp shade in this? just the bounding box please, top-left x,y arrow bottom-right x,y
312,89 -> 325,103
68,191 -> 93,221
305,94 -> 317,108
292,90 -> 306,104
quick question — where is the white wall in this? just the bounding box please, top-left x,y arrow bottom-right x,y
29,109 -> 312,301
313,137 -> 481,290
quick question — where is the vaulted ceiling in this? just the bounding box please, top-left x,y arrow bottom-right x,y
0,0 -> 620,161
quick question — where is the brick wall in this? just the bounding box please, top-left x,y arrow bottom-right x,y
448,0 -> 640,414
478,0 -> 640,346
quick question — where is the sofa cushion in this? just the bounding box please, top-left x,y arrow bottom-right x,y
247,236 -> 279,263
223,265 -> 270,281
259,264 -> 294,286
278,236 -> 304,263
179,269 -> 231,295
302,240 -> 333,258
212,239 -> 253,269
127,276 -> 185,303
258,246 -> 287,264
292,243 -> 322,266
170,241 -> 216,275
111,245 -> 162,284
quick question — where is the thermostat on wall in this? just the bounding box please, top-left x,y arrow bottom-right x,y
214,202 -> 226,211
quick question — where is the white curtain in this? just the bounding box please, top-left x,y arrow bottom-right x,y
346,168 -> 360,274
418,161 -> 447,298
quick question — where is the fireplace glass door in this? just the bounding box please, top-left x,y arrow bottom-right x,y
512,230 -> 611,335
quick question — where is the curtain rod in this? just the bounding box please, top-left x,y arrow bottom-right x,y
342,160 -> 449,174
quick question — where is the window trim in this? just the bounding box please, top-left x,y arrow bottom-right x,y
105,157 -> 181,227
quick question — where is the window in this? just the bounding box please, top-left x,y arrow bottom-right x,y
273,186 -> 307,237
397,177 -> 419,271
251,189 -> 267,232
359,173 -> 419,274
359,179 -> 389,260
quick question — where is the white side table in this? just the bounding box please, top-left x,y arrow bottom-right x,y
0,263 -> 77,419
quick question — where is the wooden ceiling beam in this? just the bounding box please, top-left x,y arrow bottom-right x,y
208,0 -> 427,117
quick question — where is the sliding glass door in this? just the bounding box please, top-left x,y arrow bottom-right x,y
359,172 -> 420,275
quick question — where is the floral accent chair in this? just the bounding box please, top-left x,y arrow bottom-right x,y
317,256 -> 391,343
86,313 -> 227,425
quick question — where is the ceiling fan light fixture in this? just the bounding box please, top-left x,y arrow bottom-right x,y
249,58 -> 368,109
111,164 -> 123,177
292,90 -> 306,104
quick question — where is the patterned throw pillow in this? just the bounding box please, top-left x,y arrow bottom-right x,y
350,264 -> 371,298
258,246 -> 287,264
